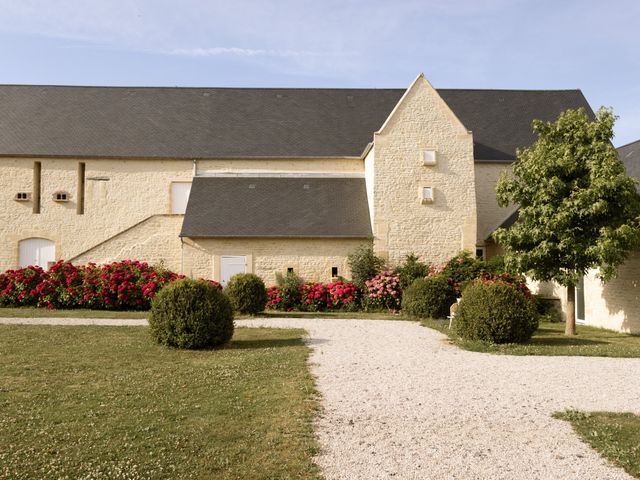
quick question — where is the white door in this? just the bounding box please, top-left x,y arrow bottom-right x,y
19,238 -> 55,269
171,182 -> 192,214
220,256 -> 246,287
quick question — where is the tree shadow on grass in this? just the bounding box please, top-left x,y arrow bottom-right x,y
527,336 -> 609,347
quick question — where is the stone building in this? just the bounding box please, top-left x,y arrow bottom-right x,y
4,73 -> 636,332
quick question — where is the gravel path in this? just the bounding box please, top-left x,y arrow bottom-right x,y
239,318 -> 640,480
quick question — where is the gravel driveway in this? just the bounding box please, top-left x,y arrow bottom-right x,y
240,318 -> 640,480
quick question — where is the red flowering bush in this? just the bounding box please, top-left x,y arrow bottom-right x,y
0,260 -> 188,311
199,279 -> 223,290
327,280 -> 360,311
0,265 -> 47,307
428,251 -> 484,295
267,279 -> 361,312
266,286 -> 284,310
300,282 -> 331,311
364,271 -> 401,311
474,272 -> 533,301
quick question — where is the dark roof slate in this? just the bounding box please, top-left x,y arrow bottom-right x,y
618,139 -> 640,185
180,176 -> 372,238
0,85 -> 592,160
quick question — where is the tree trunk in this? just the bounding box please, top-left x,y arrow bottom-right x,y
565,286 -> 576,336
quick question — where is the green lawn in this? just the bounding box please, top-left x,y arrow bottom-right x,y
0,307 -> 148,319
0,325 -> 320,480
421,319 -> 640,357
554,411 -> 640,478
246,310 -> 409,321
0,307 -> 407,321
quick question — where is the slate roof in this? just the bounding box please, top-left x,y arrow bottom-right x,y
618,139 -> 640,184
486,140 -> 640,240
0,85 -> 592,160
180,176 -> 372,238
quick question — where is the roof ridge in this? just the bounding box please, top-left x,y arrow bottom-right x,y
617,139 -> 640,149
0,84 -> 583,93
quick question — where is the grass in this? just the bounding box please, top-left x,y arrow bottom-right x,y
0,325 -> 320,480
554,410 -> 640,478
0,307 -> 408,321
241,310 -> 409,320
421,319 -> 640,357
0,307 -> 148,319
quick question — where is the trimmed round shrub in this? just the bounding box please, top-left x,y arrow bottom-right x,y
225,273 -> 268,315
149,279 -> 234,349
401,276 -> 457,319
455,281 -> 538,344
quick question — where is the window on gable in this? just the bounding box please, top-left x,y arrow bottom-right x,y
422,149 -> 437,166
421,187 -> 434,204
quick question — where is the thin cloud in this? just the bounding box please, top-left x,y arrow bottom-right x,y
167,47 -> 322,58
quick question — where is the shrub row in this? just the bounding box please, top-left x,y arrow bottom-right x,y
0,260 -> 200,310
267,278 -> 367,312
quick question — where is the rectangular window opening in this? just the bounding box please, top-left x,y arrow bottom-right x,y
421,187 -> 434,204
33,161 -> 41,214
287,267 -> 294,273
331,266 -> 338,277
423,149 -> 437,166
475,248 -> 485,260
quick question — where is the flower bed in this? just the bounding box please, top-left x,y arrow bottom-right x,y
267,280 -> 361,312
0,260 -> 194,310
364,271 -> 402,311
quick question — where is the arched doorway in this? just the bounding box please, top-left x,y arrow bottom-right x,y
19,238 -> 55,269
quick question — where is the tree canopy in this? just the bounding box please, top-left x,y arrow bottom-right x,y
494,107 -> 640,288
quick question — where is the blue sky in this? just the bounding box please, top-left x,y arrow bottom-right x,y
0,0 -> 637,146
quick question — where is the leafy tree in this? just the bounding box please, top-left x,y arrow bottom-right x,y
494,107 -> 640,335
347,244 -> 385,289
395,253 -> 429,290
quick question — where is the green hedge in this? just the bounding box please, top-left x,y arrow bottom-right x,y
401,276 -> 456,319
226,273 -> 268,315
455,282 -> 538,344
149,279 -> 234,349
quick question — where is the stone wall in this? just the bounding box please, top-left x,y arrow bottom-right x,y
0,156 -> 361,271
474,162 -> 517,244
371,75 -> 477,265
182,237 -> 367,285
530,253 -> 640,333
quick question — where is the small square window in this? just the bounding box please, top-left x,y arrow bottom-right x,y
287,267 -> 294,273
423,150 -> 437,166
475,248 -> 485,260
421,187 -> 434,204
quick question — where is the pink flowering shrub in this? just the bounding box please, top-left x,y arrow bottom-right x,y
0,260 -> 188,310
364,271 -> 401,311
